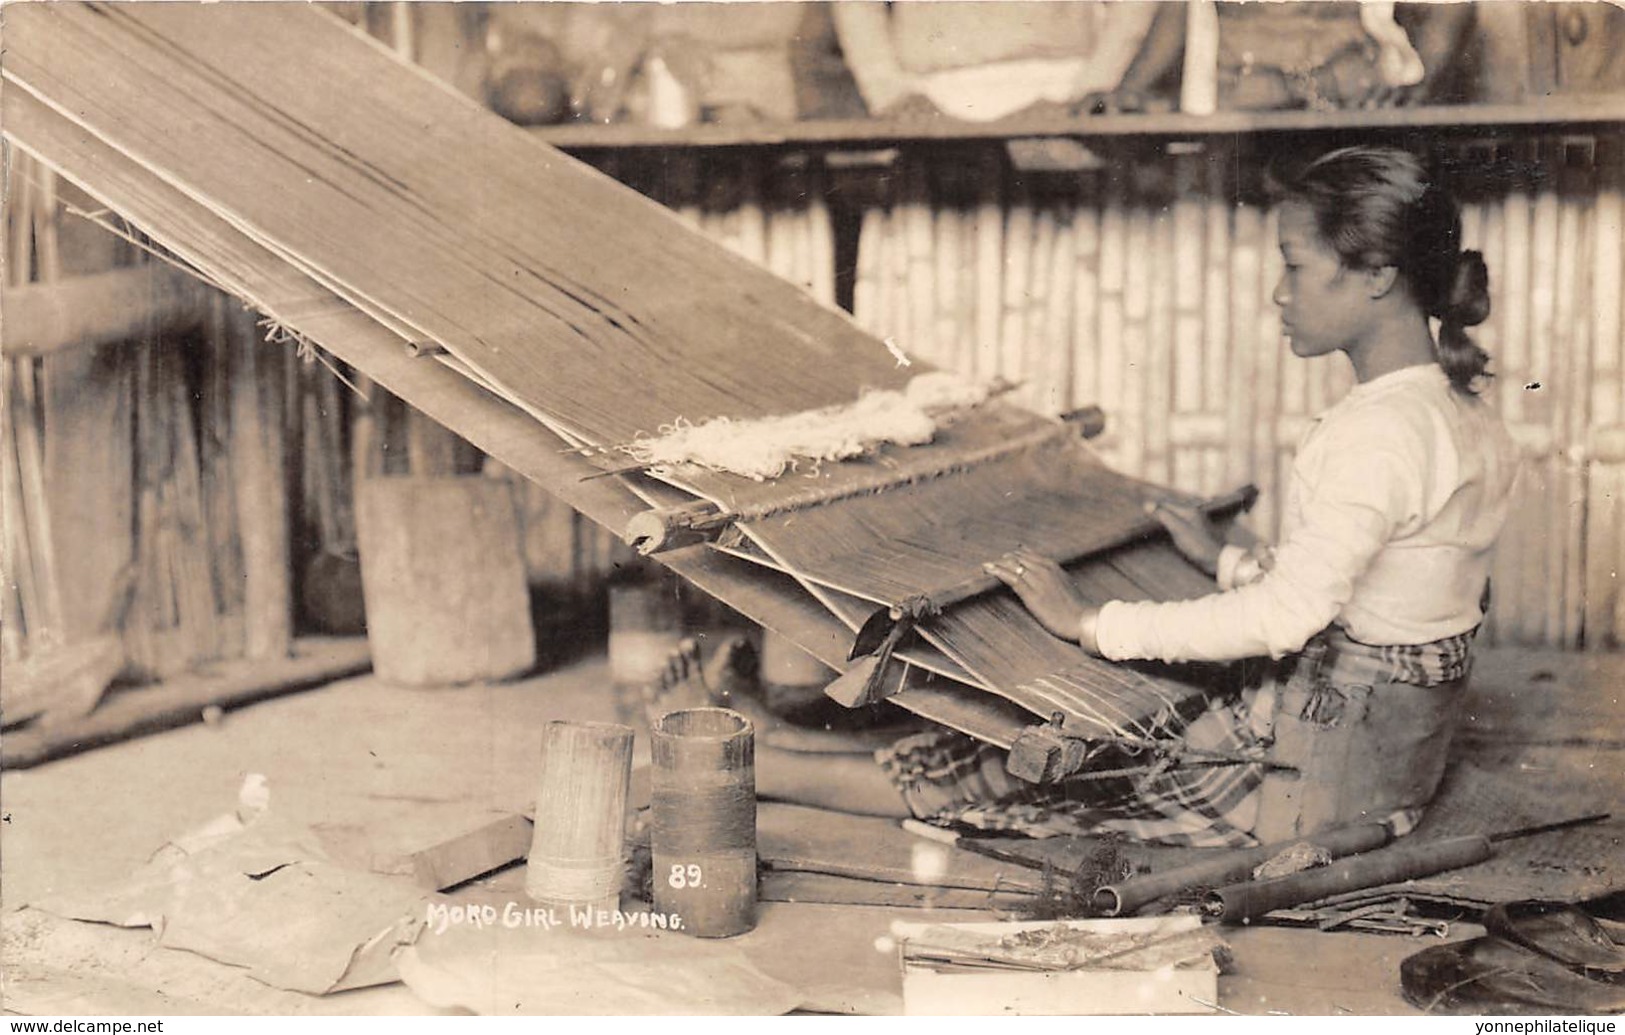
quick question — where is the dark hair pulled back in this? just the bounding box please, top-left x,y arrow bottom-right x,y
1280,146 -> 1493,394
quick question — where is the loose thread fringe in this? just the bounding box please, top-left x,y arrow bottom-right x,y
625,372 -> 1001,482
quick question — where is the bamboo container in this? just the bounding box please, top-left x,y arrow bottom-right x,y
651,707 -> 757,938
525,720 -> 636,913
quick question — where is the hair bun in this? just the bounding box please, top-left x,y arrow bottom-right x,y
1445,249 -> 1491,328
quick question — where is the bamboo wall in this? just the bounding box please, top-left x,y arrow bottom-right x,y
3,152 -> 295,677
614,134 -> 1623,651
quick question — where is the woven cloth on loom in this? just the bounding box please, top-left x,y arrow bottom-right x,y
1,1 -> 1226,754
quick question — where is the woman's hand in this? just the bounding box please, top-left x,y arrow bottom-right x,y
984,547 -> 1100,652
1147,501 -> 1223,576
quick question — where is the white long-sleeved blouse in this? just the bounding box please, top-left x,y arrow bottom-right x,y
1095,364 -> 1521,662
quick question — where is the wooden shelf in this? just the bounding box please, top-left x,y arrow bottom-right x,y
530,98 -> 1625,152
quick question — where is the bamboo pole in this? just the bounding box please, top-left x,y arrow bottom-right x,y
1120,193 -> 1153,478
903,159 -> 937,366
999,183 -> 1033,394
853,206 -> 884,337
1199,155 -> 1231,496
972,150 -> 1005,380
1172,153 -> 1205,419
1021,203 -> 1055,413
1256,205 -> 1287,542
1530,151 -> 1563,647
1096,172 -> 1128,469
1587,149 -> 1624,647
1039,209 -> 1076,417
808,161 -> 837,309
933,199 -> 962,373
950,191 -> 975,377
1070,172 -> 1101,421
1145,182 -> 1177,487
1497,162 -> 1536,642
1554,158 -> 1592,648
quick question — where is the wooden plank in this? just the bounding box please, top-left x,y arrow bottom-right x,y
1,637 -> 372,769
407,813 -> 533,891
758,802 -> 1044,894
521,99 -> 1625,151
2,265 -> 211,356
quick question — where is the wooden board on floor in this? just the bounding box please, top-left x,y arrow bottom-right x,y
759,802 -> 1045,894
1,637 -> 372,769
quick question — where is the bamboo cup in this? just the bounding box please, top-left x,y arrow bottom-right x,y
525,720 -> 635,913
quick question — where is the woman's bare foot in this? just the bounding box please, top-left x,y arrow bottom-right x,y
644,635 -> 763,729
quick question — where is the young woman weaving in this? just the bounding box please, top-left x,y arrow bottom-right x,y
982,145 -> 1521,844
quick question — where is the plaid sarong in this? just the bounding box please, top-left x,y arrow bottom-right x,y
877,624 -> 1478,848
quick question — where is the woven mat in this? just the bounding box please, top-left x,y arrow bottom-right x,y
1360,760 -> 1622,908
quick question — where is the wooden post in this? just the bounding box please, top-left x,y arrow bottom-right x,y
651,707 -> 757,938
227,307 -> 292,660
523,720 -> 635,913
